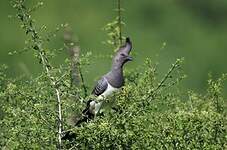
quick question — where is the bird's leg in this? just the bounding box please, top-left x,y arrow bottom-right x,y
95,95 -> 106,115
95,101 -> 103,115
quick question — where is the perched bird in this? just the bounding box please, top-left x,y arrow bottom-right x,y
88,37 -> 132,117
75,38 -> 132,122
68,37 -> 132,126
93,38 -> 132,98
62,37 -> 133,140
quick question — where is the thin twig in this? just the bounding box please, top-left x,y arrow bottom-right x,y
79,65 -> 88,97
55,88 -> 62,148
146,59 -> 183,100
153,60 -> 181,93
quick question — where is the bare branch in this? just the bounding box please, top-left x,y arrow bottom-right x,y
64,27 -> 81,87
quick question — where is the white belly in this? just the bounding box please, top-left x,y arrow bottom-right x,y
95,82 -> 119,114
97,83 -> 118,100
102,83 -> 118,97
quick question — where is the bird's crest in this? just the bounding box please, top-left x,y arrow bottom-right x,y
117,37 -> 132,55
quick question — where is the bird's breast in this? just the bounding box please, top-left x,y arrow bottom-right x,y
97,83 -> 118,100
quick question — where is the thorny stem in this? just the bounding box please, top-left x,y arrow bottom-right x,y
136,59 -> 183,112
154,59 -> 182,93
13,1 -> 63,149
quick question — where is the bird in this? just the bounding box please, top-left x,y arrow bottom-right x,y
89,37 -> 132,116
62,37 -> 133,140
78,37 -> 132,122
65,37 -> 132,126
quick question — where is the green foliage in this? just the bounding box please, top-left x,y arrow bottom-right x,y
0,64 -> 85,149
103,0 -> 125,50
103,18 -> 124,50
1,55 -> 227,149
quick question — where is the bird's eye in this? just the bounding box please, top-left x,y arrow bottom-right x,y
120,53 -> 125,56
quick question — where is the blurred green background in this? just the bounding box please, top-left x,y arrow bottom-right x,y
0,0 -> 227,93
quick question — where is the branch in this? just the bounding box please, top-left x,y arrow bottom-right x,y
79,65 -> 88,97
147,58 -> 184,100
64,27 -> 81,87
63,27 -> 88,97
13,1 -> 63,149
154,59 -> 182,93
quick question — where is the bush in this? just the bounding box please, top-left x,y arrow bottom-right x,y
1,54 -> 226,149
63,61 -> 227,149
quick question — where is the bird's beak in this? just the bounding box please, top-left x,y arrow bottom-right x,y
127,56 -> 133,61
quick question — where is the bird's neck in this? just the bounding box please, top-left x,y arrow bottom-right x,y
111,64 -> 123,74
112,62 -> 124,70
107,63 -> 124,88
109,65 -> 123,86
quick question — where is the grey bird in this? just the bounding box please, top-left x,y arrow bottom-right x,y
89,37 -> 132,116
62,37 -> 132,140
68,37 -> 132,126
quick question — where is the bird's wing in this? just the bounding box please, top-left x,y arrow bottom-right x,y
92,77 -> 108,96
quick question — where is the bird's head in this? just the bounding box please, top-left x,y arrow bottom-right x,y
113,37 -> 133,68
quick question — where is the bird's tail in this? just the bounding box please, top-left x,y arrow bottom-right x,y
61,130 -> 76,141
61,114 -> 88,140
67,113 -> 89,127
